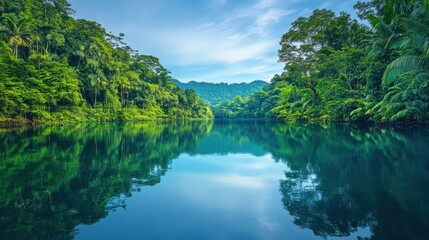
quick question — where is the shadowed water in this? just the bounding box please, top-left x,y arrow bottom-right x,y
0,121 -> 428,240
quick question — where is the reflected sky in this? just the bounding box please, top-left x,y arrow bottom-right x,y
76,150 -> 371,240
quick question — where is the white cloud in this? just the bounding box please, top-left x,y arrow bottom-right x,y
115,0 -> 301,82
254,9 -> 293,35
71,0 -> 357,83
216,0 -> 227,5
136,0 -> 295,68
176,62 -> 283,83
211,174 -> 267,189
163,27 -> 273,65
257,0 -> 278,8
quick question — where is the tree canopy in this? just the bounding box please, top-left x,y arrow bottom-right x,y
215,0 -> 429,124
0,0 -> 212,125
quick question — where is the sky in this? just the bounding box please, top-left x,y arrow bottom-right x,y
68,0 -> 359,83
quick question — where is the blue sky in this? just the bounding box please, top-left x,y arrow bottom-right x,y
68,0 -> 359,83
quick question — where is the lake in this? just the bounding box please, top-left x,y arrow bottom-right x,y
0,120 -> 428,240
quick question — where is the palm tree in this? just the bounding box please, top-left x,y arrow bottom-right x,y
0,14 -> 34,58
373,1 -> 429,122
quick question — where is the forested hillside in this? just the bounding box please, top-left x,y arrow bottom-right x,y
173,79 -> 267,106
0,0 -> 212,125
215,0 -> 429,123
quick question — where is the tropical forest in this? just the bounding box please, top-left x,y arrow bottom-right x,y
0,0 -> 428,124
0,0 -> 212,125
213,0 -> 429,123
1,1 -> 429,240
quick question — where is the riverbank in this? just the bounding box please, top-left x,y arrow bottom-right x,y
0,105 -> 213,127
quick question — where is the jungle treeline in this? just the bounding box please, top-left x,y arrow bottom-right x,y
213,0 -> 429,124
0,0 -> 212,125
1,0 -> 428,124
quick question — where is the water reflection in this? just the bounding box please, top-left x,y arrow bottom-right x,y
273,125 -> 429,240
203,122 -> 429,239
193,121 -> 429,240
0,121 -> 212,240
0,121 -> 428,240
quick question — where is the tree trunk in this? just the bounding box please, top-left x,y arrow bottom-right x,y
120,85 -> 124,105
94,89 -> 97,107
45,41 -> 49,54
14,45 -> 18,58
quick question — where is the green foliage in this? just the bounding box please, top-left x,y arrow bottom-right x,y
212,81 -> 280,119
0,0 -> 211,125
216,10 -> 371,122
173,79 -> 267,106
216,0 -> 429,124
369,0 -> 429,123
0,13 -> 34,58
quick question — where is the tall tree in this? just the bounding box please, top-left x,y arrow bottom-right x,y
0,13 -> 34,58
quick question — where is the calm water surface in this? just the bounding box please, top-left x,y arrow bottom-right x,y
0,121 -> 428,240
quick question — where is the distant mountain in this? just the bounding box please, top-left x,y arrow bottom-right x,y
173,79 -> 268,105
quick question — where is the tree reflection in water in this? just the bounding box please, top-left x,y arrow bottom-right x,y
195,121 -> 429,240
0,121 -> 428,240
272,124 -> 429,240
0,121 -> 212,240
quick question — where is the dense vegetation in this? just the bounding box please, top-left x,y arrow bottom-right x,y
214,0 -> 429,123
173,79 -> 267,106
0,0 -> 212,125
2,0 -> 428,124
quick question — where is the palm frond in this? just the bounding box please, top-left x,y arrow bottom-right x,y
0,25 -> 9,33
404,35 -> 427,49
384,0 -> 396,22
405,18 -> 429,41
384,86 -> 401,99
383,55 -> 428,84
424,0 -> 429,10
367,15 -> 380,27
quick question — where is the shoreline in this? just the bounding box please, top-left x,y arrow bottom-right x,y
1,117 -> 427,128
